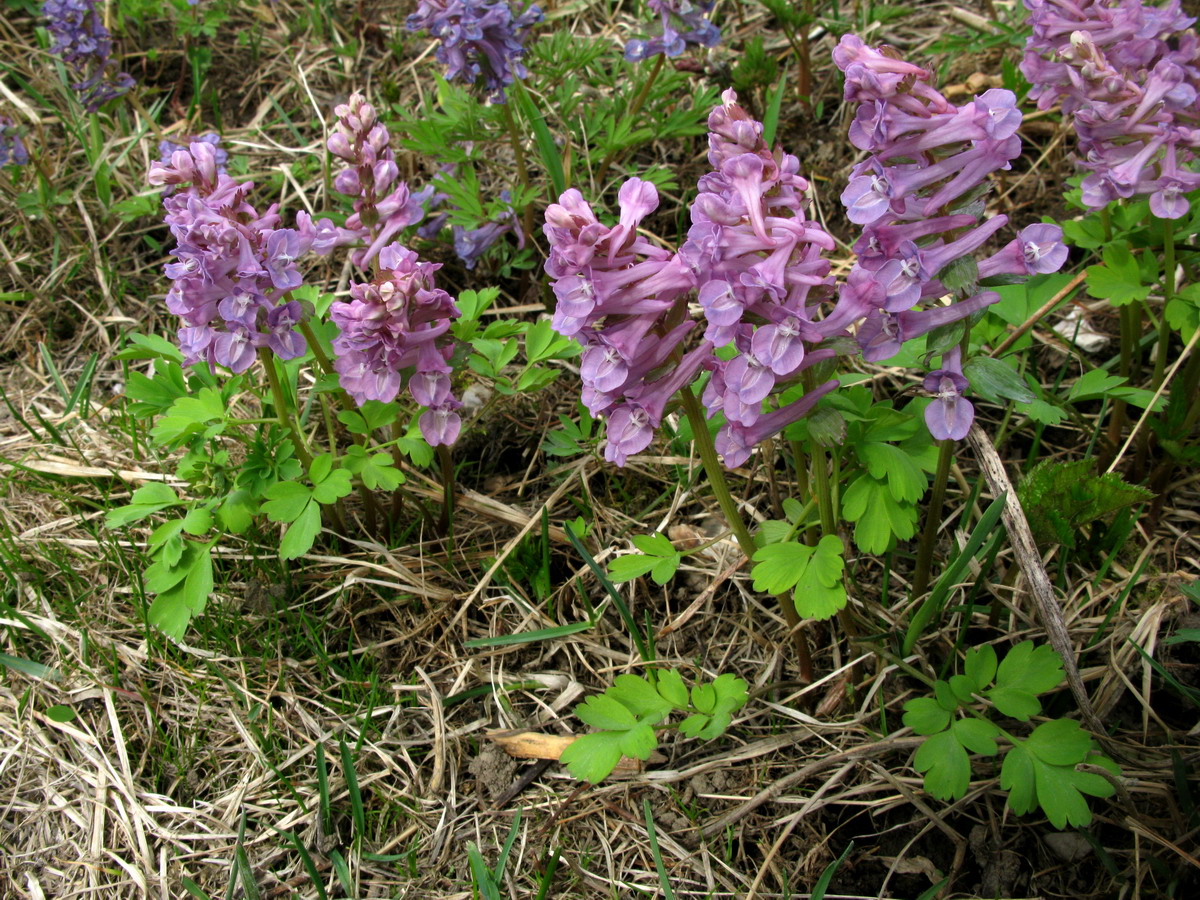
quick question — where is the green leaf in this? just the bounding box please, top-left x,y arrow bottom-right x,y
261,481 -> 313,523
962,356 -> 1036,404
180,507 -> 213,536
218,490 -> 256,534
650,556 -> 680,584
934,680 -> 959,712
105,482 -> 181,527
751,540 -> 814,594
1000,743 -> 1037,815
655,669 -> 689,709
618,722 -> 658,759
691,683 -> 716,715
632,533 -> 676,556
610,674 -> 674,722
607,555 -> 660,583
842,475 -> 919,554
949,674 -> 977,704
902,697 -> 952,735
1067,368 -> 1128,403
279,501 -> 321,560
913,730 -> 971,800
984,641 -> 1064,721
963,645 -> 998,690
710,673 -> 749,712
1085,242 -> 1152,306
342,445 -> 405,491
1023,718 -> 1091,766
46,704 -> 77,723
560,731 -> 624,783
677,713 -> 711,738
1019,459 -> 1153,550
951,718 -> 1000,756
860,442 -> 928,503
311,468 -> 353,505
150,388 -> 226,446
575,694 -> 638,731
793,535 -> 847,620
308,453 -> 334,485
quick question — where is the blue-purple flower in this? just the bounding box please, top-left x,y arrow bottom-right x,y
0,117 -> 28,167
406,0 -> 543,102
42,0 -> 134,111
625,0 -> 721,62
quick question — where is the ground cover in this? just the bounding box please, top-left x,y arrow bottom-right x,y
1,0 -> 1199,897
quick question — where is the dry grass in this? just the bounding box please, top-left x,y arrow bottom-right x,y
1,0 -> 1199,898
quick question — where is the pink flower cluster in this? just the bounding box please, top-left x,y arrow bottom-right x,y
1021,0 -> 1200,217
544,179 -> 704,466
833,35 -> 1068,438
682,90 -> 847,466
326,93 -> 428,267
330,244 -> 464,446
149,141 -> 310,374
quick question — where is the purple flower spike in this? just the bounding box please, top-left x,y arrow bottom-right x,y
624,0 -> 720,62
0,117 -> 29,167
42,0 -> 135,111
406,0 -> 543,102
923,347 -> 973,441
1022,0 -> 1200,214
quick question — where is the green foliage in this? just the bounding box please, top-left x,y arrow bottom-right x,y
1019,459 -> 1153,550
608,532 -> 682,586
731,36 -> 779,97
261,454 -> 353,560
560,671 -> 748,783
903,642 -> 1118,828
542,404 -> 597,458
1085,241 -> 1154,306
751,534 -> 846,620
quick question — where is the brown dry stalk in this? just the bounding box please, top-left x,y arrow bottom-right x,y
966,423 -> 1106,737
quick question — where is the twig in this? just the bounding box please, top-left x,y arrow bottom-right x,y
965,423 -> 1106,737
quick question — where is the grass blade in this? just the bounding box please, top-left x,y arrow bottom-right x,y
565,524 -> 651,663
512,80 -> 566,197
339,737 -> 366,839
643,798 -> 676,900
494,808 -> 523,878
762,66 -> 788,148
462,620 -> 593,648
811,840 -> 854,900
904,492 -> 1007,654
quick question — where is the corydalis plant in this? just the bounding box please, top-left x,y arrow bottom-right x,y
149,140 -> 310,374
330,243 -> 464,446
625,0 -> 721,62
833,35 -> 1068,439
0,117 -> 28,167
1022,0 -> 1200,217
405,0 -> 543,102
42,0 -> 134,111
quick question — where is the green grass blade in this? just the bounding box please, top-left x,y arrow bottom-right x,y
565,524 -> 651,663
339,737 -> 366,839
811,840 -> 854,900
274,828 -> 329,900
329,849 -> 355,899
0,652 -> 61,682
494,808 -> 523,878
643,799 -> 676,900
181,877 -> 215,900
38,342 -> 70,404
512,79 -> 566,197
467,843 -> 501,900
234,845 -> 261,900
904,492 -> 1007,654
463,620 -> 594,649
316,742 -> 332,836
763,66 -> 788,148
65,352 -> 99,418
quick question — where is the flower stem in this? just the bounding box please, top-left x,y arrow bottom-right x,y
436,444 -> 456,548
910,438 -> 954,600
679,386 -> 814,681
258,348 -> 313,470
1153,215 -> 1176,390
500,98 -> 534,240
594,54 -> 665,187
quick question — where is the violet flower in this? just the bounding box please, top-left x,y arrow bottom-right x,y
0,117 -> 28,167
625,0 -> 721,62
149,140 -> 311,374
324,93 -> 428,268
406,0 -> 543,102
1022,0 -> 1200,217
330,243 -> 464,446
924,346 -> 973,441
42,0 -> 134,111
834,35 -> 1068,439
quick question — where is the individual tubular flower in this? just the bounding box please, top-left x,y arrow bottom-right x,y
544,178 -> 706,465
834,35 -> 1068,438
325,93 -> 428,267
149,140 -> 311,374
42,0 -> 134,111
0,117 -> 28,167
923,346 -> 973,441
330,243 -> 464,446
1021,0 -> 1200,216
682,90 -> 847,466
406,0 -> 543,102
625,0 -> 721,62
